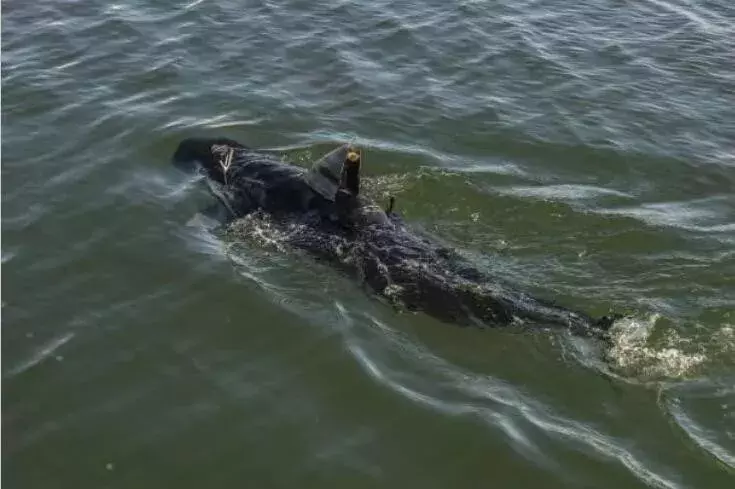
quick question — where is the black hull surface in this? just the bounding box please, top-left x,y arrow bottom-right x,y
172,137 -> 621,339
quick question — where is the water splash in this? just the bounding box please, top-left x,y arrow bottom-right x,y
604,315 -> 707,380
227,211 -> 293,254
593,314 -> 735,384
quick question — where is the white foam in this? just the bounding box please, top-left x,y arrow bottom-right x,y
605,315 -> 706,380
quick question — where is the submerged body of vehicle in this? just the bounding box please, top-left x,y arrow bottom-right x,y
172,137 -> 622,338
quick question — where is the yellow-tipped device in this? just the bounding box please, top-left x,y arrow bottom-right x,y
346,148 -> 361,165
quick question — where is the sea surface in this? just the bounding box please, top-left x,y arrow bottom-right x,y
2,1 -> 734,488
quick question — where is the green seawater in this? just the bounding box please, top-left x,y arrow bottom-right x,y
2,1 -> 734,488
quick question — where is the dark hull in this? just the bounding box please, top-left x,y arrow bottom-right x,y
173,137 -> 620,338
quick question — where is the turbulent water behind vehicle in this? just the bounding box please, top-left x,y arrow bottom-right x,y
2,1 -> 734,488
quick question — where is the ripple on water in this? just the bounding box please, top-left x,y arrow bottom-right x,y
494,183 -> 632,201
663,376 -> 735,470
596,197 -> 735,238
340,310 -> 684,489
4,332 -> 76,379
3,0 -> 734,486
